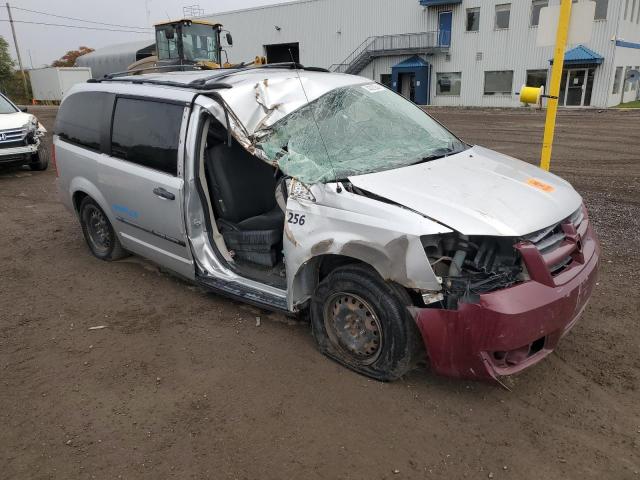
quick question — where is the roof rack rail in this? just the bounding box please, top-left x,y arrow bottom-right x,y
86,62 -> 331,90
91,76 -> 232,91
250,62 -> 330,72
96,64 -> 204,80
186,63 -> 331,88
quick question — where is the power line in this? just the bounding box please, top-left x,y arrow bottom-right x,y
0,19 -> 153,34
9,5 -> 152,30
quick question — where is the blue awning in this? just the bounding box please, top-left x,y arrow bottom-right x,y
419,0 -> 462,6
392,56 -> 430,69
550,45 -> 604,66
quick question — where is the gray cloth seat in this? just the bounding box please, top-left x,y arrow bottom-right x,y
205,140 -> 284,266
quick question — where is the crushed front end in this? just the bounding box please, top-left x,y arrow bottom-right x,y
413,206 -> 600,380
0,119 -> 44,167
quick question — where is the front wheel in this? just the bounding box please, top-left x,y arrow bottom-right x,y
79,197 -> 128,261
30,143 -> 49,171
310,264 -> 423,381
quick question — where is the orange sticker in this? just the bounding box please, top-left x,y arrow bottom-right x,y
526,178 -> 555,193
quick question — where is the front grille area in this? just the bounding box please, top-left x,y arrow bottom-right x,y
523,207 -> 586,275
0,128 -> 27,149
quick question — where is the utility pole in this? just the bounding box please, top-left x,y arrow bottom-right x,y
540,0 -> 572,172
6,3 -> 30,100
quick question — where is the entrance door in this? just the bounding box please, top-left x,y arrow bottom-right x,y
565,69 -> 587,106
438,11 -> 452,47
559,68 -> 595,106
399,73 -> 416,102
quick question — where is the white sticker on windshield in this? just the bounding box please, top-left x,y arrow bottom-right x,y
361,83 -> 386,93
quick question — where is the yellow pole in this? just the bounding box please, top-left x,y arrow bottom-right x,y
540,0 -> 572,171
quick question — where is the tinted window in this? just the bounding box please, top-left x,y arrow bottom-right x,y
111,98 -> 183,176
55,92 -> 108,150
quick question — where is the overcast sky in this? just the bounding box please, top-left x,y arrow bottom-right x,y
0,0 -> 295,68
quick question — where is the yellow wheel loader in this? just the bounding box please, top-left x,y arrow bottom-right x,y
128,19 -> 266,73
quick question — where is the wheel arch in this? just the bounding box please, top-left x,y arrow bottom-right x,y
68,177 -> 114,223
290,250 -> 410,311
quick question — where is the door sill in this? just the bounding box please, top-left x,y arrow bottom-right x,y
198,275 -> 289,313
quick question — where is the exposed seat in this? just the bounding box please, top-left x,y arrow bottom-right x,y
205,139 -> 284,267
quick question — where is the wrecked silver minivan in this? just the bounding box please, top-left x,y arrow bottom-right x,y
55,66 -> 599,382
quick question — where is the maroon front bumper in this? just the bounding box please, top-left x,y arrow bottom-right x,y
413,214 -> 600,381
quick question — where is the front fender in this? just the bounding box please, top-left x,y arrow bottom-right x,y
284,183 -> 451,310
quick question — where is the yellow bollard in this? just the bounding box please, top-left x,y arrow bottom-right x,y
540,0 -> 573,172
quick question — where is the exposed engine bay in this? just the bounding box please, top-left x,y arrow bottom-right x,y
422,234 -> 524,308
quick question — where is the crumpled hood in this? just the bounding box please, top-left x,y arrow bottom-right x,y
0,111 -> 33,130
348,145 -> 582,236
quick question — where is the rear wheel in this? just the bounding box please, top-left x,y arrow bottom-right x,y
79,197 -> 127,261
310,264 -> 423,381
30,143 -> 49,171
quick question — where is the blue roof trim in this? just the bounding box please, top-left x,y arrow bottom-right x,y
392,55 -> 430,69
616,39 -> 640,50
419,0 -> 462,6
549,44 -> 604,65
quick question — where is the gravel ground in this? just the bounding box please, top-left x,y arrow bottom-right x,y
1,106 -> 639,479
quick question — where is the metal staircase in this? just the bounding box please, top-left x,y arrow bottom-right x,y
329,31 -> 450,75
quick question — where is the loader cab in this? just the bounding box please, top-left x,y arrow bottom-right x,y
155,19 -> 223,67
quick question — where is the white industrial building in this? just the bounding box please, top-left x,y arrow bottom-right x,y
200,0 -> 640,107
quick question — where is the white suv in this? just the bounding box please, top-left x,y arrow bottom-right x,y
54,65 -> 600,382
0,93 -> 48,170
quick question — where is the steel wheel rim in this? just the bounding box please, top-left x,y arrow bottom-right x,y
86,206 -> 112,253
323,292 -> 382,365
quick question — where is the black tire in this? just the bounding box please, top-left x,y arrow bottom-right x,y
30,143 -> 49,171
79,196 -> 128,261
310,264 -> 423,381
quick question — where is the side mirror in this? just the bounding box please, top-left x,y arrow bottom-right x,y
165,28 -> 175,40
20,107 -> 28,112
226,32 -> 233,46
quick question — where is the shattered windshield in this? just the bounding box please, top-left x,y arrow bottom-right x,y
255,83 -> 467,184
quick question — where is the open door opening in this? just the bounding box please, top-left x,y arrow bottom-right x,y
264,42 -> 300,64
195,114 -> 288,289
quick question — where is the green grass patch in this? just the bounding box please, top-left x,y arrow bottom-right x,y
616,100 -> 640,109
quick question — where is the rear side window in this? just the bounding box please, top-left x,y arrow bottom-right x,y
111,98 -> 184,176
55,92 -> 108,151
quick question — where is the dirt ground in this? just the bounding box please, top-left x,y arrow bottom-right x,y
1,106 -> 639,480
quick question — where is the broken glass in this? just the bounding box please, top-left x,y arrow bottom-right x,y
255,83 -> 466,184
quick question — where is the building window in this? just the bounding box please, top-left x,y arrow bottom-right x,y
484,70 -> 513,95
612,67 -> 623,94
594,0 -> 608,20
530,0 -> 548,26
495,4 -> 511,29
436,72 -> 462,95
526,69 -> 548,89
379,74 -> 392,88
466,8 -> 480,31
